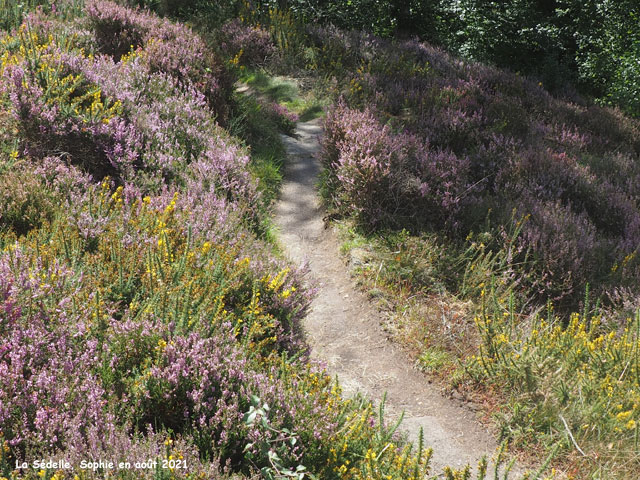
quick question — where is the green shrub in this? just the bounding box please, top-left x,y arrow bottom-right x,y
0,163 -> 57,235
468,291 -> 640,477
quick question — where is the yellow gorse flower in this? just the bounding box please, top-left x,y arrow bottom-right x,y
616,410 -> 632,421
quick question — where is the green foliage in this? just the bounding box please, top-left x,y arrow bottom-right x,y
126,0 -> 241,27
0,162 -> 58,235
439,0 -> 640,115
283,0 -> 443,40
440,0 -> 576,91
0,0 -> 44,32
0,0 -> 84,32
243,396 -> 309,480
230,92 -> 286,209
418,347 -> 452,374
604,43 -> 640,117
268,0 -> 640,115
468,290 -> 640,477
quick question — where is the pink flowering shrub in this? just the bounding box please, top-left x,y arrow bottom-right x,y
0,179 -> 322,469
260,99 -> 299,135
316,27 -> 640,304
0,32 -> 141,180
220,19 -> 276,67
84,0 -> 143,58
0,6 -> 330,471
85,0 -> 233,124
321,103 -> 471,230
0,247 -> 117,456
84,55 -> 257,204
50,427 -> 235,479
129,330 -> 339,465
517,198 -> 600,302
1,21 -> 259,230
0,6 -> 490,480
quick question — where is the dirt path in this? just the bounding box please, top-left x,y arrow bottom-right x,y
274,119 -> 519,474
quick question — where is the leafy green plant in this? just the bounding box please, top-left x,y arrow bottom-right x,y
243,395 -> 310,480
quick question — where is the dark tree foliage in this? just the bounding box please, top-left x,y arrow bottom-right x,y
440,1 -> 577,90
130,0 -> 640,116
437,0 -> 640,116
127,0 -> 243,26
273,0 -> 446,41
279,0 -> 640,116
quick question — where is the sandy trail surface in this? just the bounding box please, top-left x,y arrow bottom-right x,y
274,118 -> 523,474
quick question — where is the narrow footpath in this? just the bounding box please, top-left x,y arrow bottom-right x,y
274,118 -> 524,474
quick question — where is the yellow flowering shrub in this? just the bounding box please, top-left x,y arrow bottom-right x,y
468,292 -> 640,477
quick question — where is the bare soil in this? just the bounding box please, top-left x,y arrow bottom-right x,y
274,119 -> 524,474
